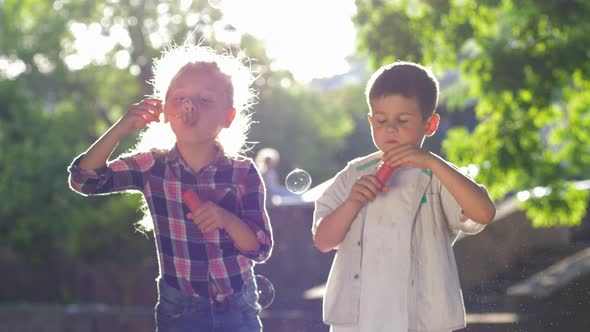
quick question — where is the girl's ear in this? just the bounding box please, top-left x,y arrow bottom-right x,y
425,113 -> 440,137
161,108 -> 171,123
161,101 -> 170,123
224,108 -> 236,128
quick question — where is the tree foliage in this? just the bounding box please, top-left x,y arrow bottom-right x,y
354,0 -> 590,227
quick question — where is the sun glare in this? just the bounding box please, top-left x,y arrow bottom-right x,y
64,22 -> 116,70
0,56 -> 26,79
219,0 -> 357,82
56,0 -> 357,83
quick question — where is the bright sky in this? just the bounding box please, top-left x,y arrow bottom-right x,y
1,0 -> 358,83
217,0 -> 358,82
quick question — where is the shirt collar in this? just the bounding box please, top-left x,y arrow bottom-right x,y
165,143 -> 233,170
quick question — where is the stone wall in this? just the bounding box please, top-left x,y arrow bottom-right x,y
455,205 -> 571,293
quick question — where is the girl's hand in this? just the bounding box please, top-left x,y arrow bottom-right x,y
346,174 -> 385,207
381,144 -> 434,170
187,201 -> 238,233
119,98 -> 162,133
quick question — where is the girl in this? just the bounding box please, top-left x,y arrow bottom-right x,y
68,40 -> 273,332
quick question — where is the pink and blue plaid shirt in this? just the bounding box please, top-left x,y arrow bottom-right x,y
68,145 -> 273,301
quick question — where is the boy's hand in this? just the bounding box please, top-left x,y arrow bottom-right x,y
381,144 -> 434,170
187,201 -> 238,233
119,98 -> 162,132
346,174 -> 386,207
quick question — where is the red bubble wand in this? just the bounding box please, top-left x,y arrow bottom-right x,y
375,163 -> 396,184
182,189 -> 201,213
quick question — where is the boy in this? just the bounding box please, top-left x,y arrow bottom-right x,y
312,62 -> 496,332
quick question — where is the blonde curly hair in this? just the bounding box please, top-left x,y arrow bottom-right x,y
133,39 -> 258,158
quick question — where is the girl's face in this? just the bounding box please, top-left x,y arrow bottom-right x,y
368,94 -> 438,152
164,64 -> 235,145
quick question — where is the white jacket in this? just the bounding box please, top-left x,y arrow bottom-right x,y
313,152 -> 486,332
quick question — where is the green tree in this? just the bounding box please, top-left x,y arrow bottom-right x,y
238,33 -> 363,184
354,0 -> 590,227
250,85 -> 358,183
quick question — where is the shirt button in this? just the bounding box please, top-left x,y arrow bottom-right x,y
357,241 -> 361,246
354,274 -> 359,279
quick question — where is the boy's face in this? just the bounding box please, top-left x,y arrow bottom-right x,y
368,94 -> 438,152
164,65 -> 235,144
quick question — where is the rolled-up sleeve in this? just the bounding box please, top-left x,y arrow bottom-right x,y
238,163 -> 274,263
312,166 -> 351,235
67,152 -> 155,196
439,164 -> 488,238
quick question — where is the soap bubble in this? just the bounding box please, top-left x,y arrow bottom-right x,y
242,275 -> 275,309
285,168 -> 312,194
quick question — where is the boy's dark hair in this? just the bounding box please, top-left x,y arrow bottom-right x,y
365,61 -> 439,118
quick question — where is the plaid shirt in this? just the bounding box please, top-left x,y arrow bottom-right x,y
68,146 -> 273,301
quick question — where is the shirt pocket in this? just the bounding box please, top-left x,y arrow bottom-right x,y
421,191 -> 454,235
200,183 -> 239,213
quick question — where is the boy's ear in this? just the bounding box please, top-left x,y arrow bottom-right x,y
224,108 -> 236,128
425,113 -> 440,137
